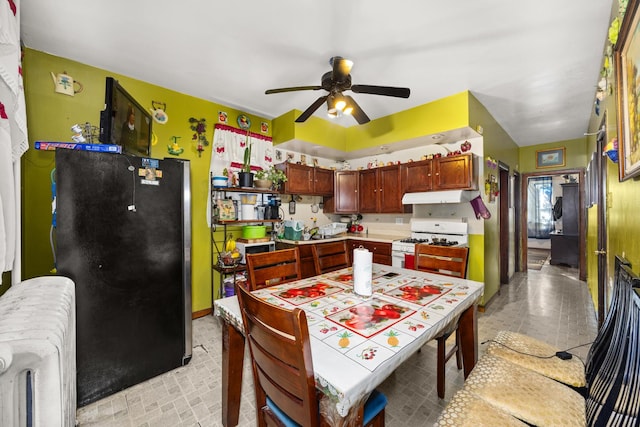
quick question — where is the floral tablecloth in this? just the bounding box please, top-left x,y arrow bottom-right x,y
214,264 -> 484,418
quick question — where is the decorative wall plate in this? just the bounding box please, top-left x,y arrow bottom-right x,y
237,114 -> 251,130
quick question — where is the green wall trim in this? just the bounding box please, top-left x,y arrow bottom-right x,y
272,92 -> 471,152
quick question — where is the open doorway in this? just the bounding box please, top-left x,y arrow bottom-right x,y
520,168 -> 586,279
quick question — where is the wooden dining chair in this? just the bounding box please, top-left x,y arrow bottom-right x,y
311,240 -> 351,275
235,284 -> 388,427
414,244 -> 469,279
414,244 -> 470,399
245,248 -> 302,291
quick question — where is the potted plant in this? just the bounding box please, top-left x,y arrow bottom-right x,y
254,165 -> 288,190
238,144 -> 253,188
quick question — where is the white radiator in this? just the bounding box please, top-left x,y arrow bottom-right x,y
0,276 -> 76,427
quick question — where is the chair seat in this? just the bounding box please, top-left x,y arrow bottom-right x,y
486,330 -> 586,388
266,390 -> 387,427
363,390 -> 387,425
463,354 -> 586,427
435,389 -> 528,426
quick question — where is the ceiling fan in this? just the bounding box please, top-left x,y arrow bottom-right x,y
265,56 -> 410,124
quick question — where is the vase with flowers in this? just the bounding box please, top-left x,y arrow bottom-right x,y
254,165 -> 288,190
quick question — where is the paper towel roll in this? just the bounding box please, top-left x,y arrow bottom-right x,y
353,247 -> 373,297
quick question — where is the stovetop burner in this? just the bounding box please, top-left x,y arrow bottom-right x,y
398,238 -> 430,244
428,240 -> 459,246
396,237 -> 460,246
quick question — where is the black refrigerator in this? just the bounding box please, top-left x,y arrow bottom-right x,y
55,149 -> 192,407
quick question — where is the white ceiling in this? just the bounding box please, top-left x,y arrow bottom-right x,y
20,0 -> 613,149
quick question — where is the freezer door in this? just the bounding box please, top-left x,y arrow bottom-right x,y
55,150 -> 192,406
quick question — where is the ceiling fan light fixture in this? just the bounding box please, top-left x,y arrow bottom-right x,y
327,94 -> 343,118
266,56 -> 409,125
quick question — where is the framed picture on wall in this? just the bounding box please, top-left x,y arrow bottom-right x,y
614,0 -> 640,180
535,147 -> 566,169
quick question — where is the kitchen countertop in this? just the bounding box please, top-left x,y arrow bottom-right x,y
277,233 -> 407,245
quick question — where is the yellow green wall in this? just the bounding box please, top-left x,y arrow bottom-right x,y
468,92 -> 519,306
518,138 -> 588,173
21,49 -> 272,314
273,92 -> 471,152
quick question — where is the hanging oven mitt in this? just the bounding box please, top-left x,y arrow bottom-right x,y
470,195 -> 491,220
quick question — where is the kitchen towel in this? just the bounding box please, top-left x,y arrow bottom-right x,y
353,246 -> 373,297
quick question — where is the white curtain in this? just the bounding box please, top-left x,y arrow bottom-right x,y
0,0 -> 28,283
206,124 -> 272,226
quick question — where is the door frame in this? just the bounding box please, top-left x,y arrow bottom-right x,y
595,120 -> 608,325
520,168 -> 586,280
499,162 -> 510,284
513,171 -> 521,272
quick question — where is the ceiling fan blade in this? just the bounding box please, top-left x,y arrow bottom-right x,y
265,85 -> 322,94
295,95 -> 328,123
344,95 -> 370,124
351,85 -> 410,98
330,56 -> 353,83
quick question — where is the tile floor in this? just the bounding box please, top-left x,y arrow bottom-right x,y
76,263 -> 598,426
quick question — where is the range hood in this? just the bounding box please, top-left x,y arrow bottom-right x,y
402,190 -> 480,205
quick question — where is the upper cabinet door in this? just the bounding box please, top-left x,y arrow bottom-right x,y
313,167 -> 334,195
334,171 -> 359,213
403,159 -> 433,193
434,154 -> 476,190
358,168 -> 378,213
378,165 -> 405,213
279,163 -> 313,194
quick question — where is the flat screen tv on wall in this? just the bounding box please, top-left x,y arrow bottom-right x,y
99,77 -> 152,156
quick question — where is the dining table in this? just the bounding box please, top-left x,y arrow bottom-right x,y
214,263 -> 484,426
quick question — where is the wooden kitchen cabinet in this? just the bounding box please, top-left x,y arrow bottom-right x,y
359,165 -> 410,213
276,163 -> 334,196
348,239 -> 392,265
402,159 -> 433,193
434,154 -> 476,190
402,154 -> 476,192
313,167 -> 334,195
324,170 -> 359,214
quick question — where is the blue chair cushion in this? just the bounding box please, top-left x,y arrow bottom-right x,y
363,389 -> 388,425
266,390 -> 387,426
265,396 -> 298,427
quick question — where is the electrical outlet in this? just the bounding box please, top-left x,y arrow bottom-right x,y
395,218 -> 403,224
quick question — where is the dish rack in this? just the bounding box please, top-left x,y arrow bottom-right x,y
318,222 -> 347,237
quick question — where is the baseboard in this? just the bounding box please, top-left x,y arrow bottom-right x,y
192,308 -> 212,319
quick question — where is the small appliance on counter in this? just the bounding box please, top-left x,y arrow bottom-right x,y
265,195 -> 282,220
347,214 -> 364,233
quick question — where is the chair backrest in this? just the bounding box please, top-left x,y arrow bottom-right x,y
414,244 -> 469,278
246,248 -> 302,290
235,284 -> 320,426
585,255 -> 640,425
312,240 -> 351,274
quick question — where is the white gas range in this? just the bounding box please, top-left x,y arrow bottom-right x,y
391,219 -> 469,268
